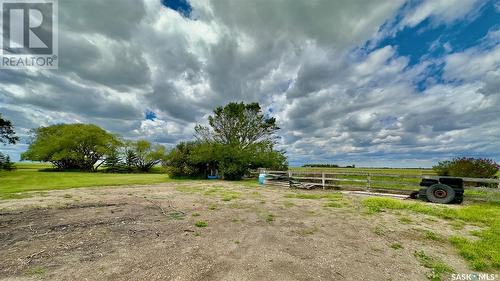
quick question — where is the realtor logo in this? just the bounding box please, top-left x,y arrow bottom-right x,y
1,0 -> 58,68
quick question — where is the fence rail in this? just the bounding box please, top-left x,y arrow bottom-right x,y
261,170 -> 500,194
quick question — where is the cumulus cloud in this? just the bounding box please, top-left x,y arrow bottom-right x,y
1,0 -> 499,166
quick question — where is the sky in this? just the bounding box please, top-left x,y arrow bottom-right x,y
0,0 -> 499,167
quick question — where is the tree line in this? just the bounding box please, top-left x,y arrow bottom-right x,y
3,102 -> 287,180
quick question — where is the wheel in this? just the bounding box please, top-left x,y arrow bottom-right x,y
426,184 -> 456,204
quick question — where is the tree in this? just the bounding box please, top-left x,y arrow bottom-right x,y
103,148 -> 124,173
195,102 -> 279,149
433,157 -> 499,178
0,114 -> 19,145
21,124 -> 119,171
191,102 -> 286,180
130,140 -> 167,172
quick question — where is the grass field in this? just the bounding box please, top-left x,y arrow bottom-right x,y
2,163 -> 498,201
0,163 -> 172,199
291,166 -> 437,175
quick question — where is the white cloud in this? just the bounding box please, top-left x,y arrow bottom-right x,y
400,0 -> 484,28
1,0 -> 499,166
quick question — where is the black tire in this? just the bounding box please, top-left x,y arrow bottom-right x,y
426,184 -> 456,204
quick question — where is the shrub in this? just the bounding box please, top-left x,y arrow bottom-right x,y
433,157 -> 499,178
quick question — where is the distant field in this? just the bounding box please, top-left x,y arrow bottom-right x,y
0,163 -> 172,199
290,167 -> 500,177
290,167 -> 437,175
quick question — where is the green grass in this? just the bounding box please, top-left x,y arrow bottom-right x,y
390,243 -> 403,250
265,213 -> 275,223
449,223 -> 500,271
25,266 -> 46,277
284,192 -> 343,200
399,216 -> 413,224
297,227 -> 318,236
414,250 -> 454,281
195,220 -> 208,227
424,230 -> 443,241
363,197 -> 500,271
0,163 -> 172,199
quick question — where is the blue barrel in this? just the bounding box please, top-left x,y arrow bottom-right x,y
258,173 -> 266,185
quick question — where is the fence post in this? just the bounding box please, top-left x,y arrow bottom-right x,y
322,172 -> 325,190
288,170 -> 292,178
367,173 -> 371,191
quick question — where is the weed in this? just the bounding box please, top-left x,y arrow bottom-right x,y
424,230 -> 442,241
195,221 -> 208,227
234,240 -> 240,244
191,212 -> 200,217
283,201 -> 296,208
414,250 -> 454,281
25,266 -> 46,276
390,243 -> 403,250
285,192 -> 343,200
399,216 -> 413,224
63,194 -> 72,199
373,225 -> 385,236
297,227 -> 318,236
450,221 -> 465,230
265,214 -> 275,223
193,232 -> 201,236
208,204 -> 217,210
323,201 -> 343,208
169,211 -> 185,220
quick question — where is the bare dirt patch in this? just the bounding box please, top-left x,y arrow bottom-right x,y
0,181 -> 473,280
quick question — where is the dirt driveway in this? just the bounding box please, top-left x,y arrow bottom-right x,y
0,181 -> 472,280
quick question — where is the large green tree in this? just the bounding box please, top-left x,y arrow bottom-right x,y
0,114 -> 19,145
195,102 -> 279,149
191,102 -> 287,180
22,124 -> 119,171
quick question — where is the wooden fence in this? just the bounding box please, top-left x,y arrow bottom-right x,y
261,170 -> 500,195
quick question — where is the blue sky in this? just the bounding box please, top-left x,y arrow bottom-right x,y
1,0 -> 499,167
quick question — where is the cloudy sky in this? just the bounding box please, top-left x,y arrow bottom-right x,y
1,0 -> 499,167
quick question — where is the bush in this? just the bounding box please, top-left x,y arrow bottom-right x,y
0,152 -> 15,170
433,157 -> 499,178
163,141 -> 206,178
